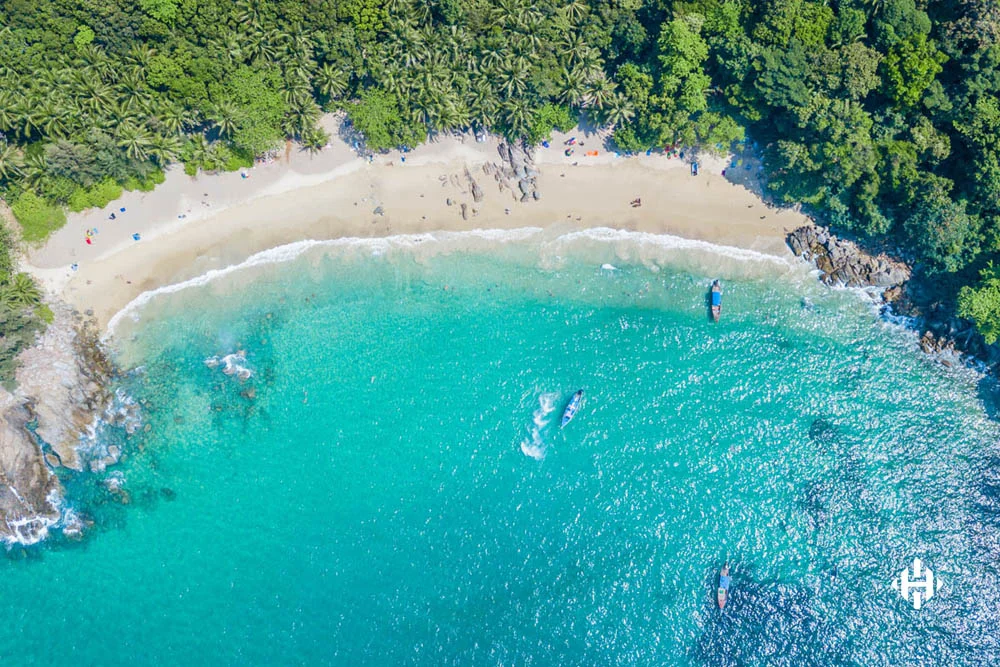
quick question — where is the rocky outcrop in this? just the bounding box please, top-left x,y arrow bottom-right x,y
789,224 -> 1000,368
0,402 -> 61,545
482,142 -> 540,202
0,303 -> 116,545
787,225 -> 910,289
13,308 -> 113,470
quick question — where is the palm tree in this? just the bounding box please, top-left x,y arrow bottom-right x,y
149,134 -> 182,166
159,104 -> 193,135
466,82 -> 498,130
0,286 -> 15,313
578,47 -> 603,76
435,96 -> 468,131
585,76 -> 616,111
562,0 -> 587,24
382,67 -> 410,99
0,142 -> 23,182
413,0 -> 434,24
217,36 -> 245,65
38,101 -> 71,139
290,32 -> 315,60
80,81 -> 115,114
18,100 -> 46,140
234,0 -> 264,28
282,79 -> 312,108
248,28 -> 282,63
209,100 -> 240,138
605,94 -> 635,127
7,273 -> 40,307
186,133 -> 211,167
501,100 -> 531,137
117,124 -> 154,160
562,33 -> 588,65
300,125 -> 329,154
557,67 -> 586,106
126,44 -> 156,71
316,63 -> 349,100
480,47 -> 506,72
0,90 -> 18,133
500,64 -> 529,98
521,16 -> 544,51
284,100 -> 321,137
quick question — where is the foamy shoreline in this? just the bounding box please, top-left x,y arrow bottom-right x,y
23,115 -> 808,330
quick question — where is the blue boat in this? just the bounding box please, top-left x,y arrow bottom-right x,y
718,562 -> 731,609
711,280 -> 722,322
561,390 -> 584,428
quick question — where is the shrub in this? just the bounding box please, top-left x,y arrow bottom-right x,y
526,104 -> 576,145
36,303 -> 54,324
123,169 -> 165,192
958,263 -> 1000,344
67,178 -> 124,212
11,192 -> 67,243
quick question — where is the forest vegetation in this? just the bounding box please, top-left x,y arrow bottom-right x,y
1,0 -> 1000,359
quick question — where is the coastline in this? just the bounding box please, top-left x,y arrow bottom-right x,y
0,116 -> 810,545
23,117 -> 807,329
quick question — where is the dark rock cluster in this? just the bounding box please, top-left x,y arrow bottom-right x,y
484,142 -> 540,202
789,224 -> 1000,368
786,225 -> 910,288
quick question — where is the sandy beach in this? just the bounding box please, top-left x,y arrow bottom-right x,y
23,115 -> 808,328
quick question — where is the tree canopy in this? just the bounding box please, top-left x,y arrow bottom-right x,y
1,0 -> 1000,341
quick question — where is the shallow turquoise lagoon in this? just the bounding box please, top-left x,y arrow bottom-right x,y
4,230 -> 999,665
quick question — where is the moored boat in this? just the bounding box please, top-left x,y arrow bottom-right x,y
561,390 -> 583,428
718,562 -> 731,609
711,280 -> 722,322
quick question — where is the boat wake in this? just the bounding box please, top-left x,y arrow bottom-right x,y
520,392 -> 560,460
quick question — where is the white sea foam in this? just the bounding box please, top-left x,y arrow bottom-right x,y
520,392 -> 559,460
205,351 -> 253,381
106,228 -> 545,337
106,226 -> 800,338
2,488 -> 62,547
550,227 -> 798,268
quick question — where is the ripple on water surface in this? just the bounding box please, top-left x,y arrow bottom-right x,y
5,229 -> 1000,665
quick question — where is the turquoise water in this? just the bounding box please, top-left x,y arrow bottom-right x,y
5,229 -> 1000,665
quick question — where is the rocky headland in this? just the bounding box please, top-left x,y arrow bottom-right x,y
0,302 -> 124,545
787,224 -> 999,368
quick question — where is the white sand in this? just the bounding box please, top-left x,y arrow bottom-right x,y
22,115 -> 807,328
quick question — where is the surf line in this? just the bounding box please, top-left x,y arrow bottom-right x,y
104,226 -> 795,338
103,228 -> 545,337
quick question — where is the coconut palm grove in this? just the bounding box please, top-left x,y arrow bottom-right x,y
1,0 -> 1000,371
